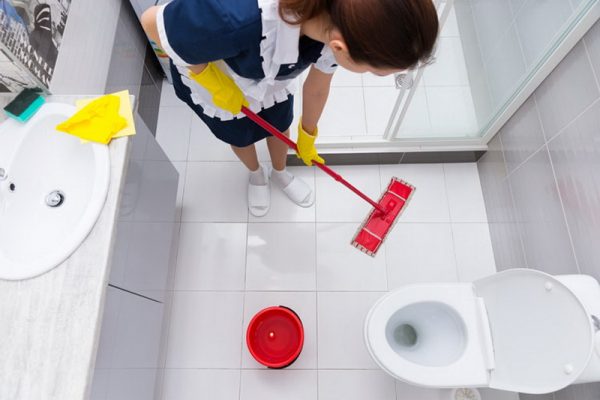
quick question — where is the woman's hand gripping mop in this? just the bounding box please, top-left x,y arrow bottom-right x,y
191,63 -> 415,257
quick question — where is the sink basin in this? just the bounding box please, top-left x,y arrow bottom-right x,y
0,102 -> 110,280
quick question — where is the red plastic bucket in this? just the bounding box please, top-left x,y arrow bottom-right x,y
246,306 -> 304,369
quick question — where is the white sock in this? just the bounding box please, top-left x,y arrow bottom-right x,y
249,165 -> 267,185
271,167 -> 294,188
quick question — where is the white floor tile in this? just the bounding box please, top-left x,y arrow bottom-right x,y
397,86 -> 432,138
443,163 -> 488,222
241,292 -> 317,369
316,223 -> 388,291
187,117 -> 239,162
364,87 -> 400,136
452,223 -> 496,282
174,223 -> 247,291
380,164 -> 450,223
171,162 -> 186,222
156,106 -> 193,161
249,167 -> 316,223
395,381 -> 451,400
317,292 -> 384,369
182,162 -> 249,222
162,369 -> 240,400
426,86 -> 478,137
246,223 -> 316,291
240,370 -> 317,400
166,292 -> 244,368
319,87 -> 367,137
107,369 -> 157,400
385,223 -> 458,288
331,67 -> 363,87
319,370 -> 396,400
316,165 -> 381,222
160,80 -> 181,107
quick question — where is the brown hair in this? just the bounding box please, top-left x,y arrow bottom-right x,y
279,0 -> 439,70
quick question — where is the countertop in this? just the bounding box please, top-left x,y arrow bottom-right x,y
0,95 -> 131,399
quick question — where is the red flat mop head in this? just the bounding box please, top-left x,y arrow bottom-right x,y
352,178 -> 415,257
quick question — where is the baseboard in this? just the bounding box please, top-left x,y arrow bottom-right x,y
286,150 -> 485,165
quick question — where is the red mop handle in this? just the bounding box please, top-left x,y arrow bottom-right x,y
241,106 -> 386,213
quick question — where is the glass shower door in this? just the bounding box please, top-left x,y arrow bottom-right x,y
311,0 -> 600,149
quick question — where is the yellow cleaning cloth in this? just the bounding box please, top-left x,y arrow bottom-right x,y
75,90 -> 136,140
56,94 -> 126,144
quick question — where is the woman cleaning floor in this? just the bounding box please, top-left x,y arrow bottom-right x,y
141,0 -> 438,217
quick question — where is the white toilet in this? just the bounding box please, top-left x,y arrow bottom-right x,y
364,269 -> 600,394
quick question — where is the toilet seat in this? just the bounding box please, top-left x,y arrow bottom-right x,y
364,283 -> 494,387
474,269 -> 594,394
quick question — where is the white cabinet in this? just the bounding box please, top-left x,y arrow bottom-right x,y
91,114 -> 179,400
91,287 -> 164,399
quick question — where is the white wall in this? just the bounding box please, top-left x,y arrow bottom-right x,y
50,0 -> 122,94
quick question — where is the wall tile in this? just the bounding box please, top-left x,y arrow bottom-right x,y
500,96 -> 545,174
477,135 -> 514,223
471,0 -> 515,63
535,42 -> 600,140
453,0 -> 494,125
484,25 -> 527,109
584,19 -> 600,86
507,147 -> 578,274
487,222 -> 526,270
519,394 -> 554,400
515,0 -> 573,67
548,99 -> 600,280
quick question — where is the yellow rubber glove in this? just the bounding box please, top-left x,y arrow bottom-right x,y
189,62 -> 249,114
296,120 -> 324,166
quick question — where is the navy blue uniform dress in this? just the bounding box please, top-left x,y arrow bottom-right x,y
156,0 -> 338,147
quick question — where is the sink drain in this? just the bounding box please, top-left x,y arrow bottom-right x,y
46,190 -> 65,207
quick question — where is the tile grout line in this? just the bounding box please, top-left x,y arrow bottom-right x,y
442,164 -> 461,282
582,39 -> 600,98
360,83 -> 369,135
545,144 -> 582,274
532,92 -> 582,273
473,2 -> 522,67
499,134 -> 530,269
314,166 -> 320,388
540,95 -> 600,145
502,97 -> 600,179
239,220 -> 250,400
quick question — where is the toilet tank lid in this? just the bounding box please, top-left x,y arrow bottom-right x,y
473,269 -> 594,394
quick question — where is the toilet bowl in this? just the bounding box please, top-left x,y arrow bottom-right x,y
364,269 -> 600,394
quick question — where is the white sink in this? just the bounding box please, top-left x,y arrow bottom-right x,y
0,102 -> 110,280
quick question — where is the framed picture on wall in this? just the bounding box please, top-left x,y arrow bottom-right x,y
0,0 -> 72,93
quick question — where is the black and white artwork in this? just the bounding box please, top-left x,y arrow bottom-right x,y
0,0 -> 71,92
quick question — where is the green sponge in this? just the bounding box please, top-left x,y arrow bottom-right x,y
3,88 -> 45,122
